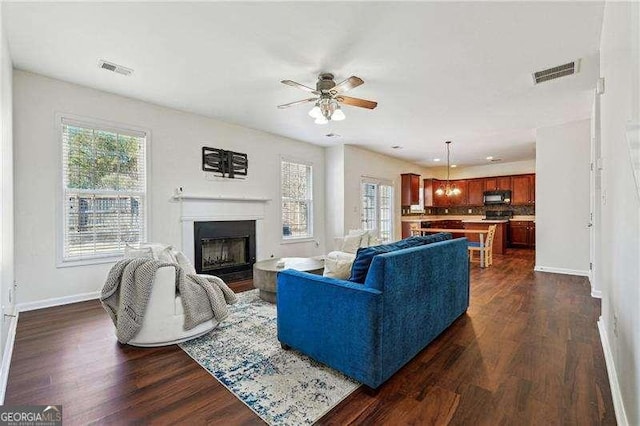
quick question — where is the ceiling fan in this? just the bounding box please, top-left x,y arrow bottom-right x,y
277,73 -> 378,124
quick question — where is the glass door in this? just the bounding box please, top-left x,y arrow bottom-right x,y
361,179 -> 394,243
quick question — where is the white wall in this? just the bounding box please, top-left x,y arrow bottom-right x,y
535,119 -> 591,275
598,2 -> 640,424
0,4 -> 14,354
13,70 -> 326,305
340,145 -> 431,240
449,159 -> 536,179
325,145 -> 344,249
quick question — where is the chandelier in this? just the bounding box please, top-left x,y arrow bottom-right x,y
308,95 -> 345,124
435,141 -> 461,196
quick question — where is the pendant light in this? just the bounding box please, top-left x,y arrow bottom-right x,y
435,141 -> 461,196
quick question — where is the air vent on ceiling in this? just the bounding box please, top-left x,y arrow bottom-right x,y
532,59 -> 580,84
98,59 -> 133,76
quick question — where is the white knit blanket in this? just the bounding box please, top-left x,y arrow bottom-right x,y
101,258 -> 237,344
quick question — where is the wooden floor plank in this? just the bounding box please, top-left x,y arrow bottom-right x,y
5,250 -> 616,425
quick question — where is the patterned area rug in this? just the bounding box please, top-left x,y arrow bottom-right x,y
179,290 -> 360,425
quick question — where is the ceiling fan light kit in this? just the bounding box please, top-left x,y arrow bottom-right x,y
278,72 -> 377,124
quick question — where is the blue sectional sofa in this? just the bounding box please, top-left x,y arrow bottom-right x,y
276,236 -> 470,389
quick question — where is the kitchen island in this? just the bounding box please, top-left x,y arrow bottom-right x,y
462,219 -> 509,255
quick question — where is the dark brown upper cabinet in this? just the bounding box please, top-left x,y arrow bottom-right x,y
512,174 -> 535,205
467,179 -> 485,206
401,173 -> 421,206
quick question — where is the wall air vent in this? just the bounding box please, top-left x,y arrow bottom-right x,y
532,59 -> 580,84
98,59 -> 134,76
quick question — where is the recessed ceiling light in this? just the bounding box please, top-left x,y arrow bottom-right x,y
391,145 -> 403,149
451,164 -> 457,168
486,156 -> 494,160
433,158 -> 441,162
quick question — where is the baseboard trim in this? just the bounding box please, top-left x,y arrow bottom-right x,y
598,318 -> 629,426
16,291 -> 100,312
534,265 -> 590,277
0,310 -> 19,405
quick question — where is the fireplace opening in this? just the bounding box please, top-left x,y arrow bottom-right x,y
194,220 -> 256,282
201,236 -> 249,272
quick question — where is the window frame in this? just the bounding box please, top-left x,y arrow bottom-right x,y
360,176 -> 395,243
55,113 -> 151,268
280,156 -> 314,243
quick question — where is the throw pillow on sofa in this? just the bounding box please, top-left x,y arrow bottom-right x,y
341,232 -> 365,254
347,229 -> 380,248
348,244 -> 398,284
125,243 -> 177,264
124,244 -> 154,259
323,257 -> 354,279
174,250 -> 197,275
348,233 -> 453,284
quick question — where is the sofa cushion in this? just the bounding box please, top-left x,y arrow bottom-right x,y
341,232 -> 365,254
348,233 -> 453,284
174,250 -> 197,275
404,232 -> 452,246
348,244 -> 397,284
124,244 -> 154,259
323,257 -> 354,280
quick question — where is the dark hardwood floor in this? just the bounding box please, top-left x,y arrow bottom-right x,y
6,250 -> 616,425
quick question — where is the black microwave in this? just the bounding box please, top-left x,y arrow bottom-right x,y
483,190 -> 512,205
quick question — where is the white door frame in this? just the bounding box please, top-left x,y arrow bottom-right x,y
589,89 -> 602,298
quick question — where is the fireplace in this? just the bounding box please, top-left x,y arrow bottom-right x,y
194,220 -> 256,282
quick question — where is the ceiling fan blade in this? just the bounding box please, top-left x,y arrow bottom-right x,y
332,76 -> 364,93
277,98 -> 318,109
337,95 -> 378,109
281,80 -> 320,94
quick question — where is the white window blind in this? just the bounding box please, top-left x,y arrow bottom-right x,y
61,118 -> 147,262
361,179 -> 394,243
281,159 -> 313,239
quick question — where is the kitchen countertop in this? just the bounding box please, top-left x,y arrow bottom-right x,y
462,219 -> 509,224
401,215 -> 535,222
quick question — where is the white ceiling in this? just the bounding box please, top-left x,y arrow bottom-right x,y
4,1 -> 604,167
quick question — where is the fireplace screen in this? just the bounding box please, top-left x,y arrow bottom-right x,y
201,236 -> 249,272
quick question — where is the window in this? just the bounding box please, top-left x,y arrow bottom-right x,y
281,159 -> 313,240
361,179 -> 394,243
60,118 -> 147,263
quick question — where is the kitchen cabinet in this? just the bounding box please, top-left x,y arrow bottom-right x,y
423,179 -> 434,207
512,174 -> 535,205
484,178 -> 497,191
467,179 -> 484,206
508,220 -> 535,248
485,176 -> 512,191
401,221 -> 414,239
401,173 -> 421,206
497,176 -> 512,191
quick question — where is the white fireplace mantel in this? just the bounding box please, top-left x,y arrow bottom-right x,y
178,194 -> 267,263
172,194 -> 271,202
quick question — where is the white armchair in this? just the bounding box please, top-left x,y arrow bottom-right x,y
128,265 -> 218,347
